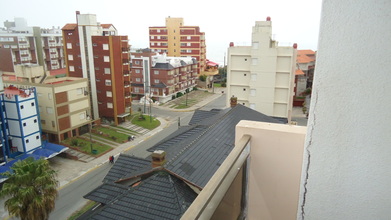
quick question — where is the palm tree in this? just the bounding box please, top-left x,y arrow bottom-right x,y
0,157 -> 58,220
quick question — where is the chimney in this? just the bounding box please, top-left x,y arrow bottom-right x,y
229,42 -> 234,47
293,43 -> 298,49
230,95 -> 238,107
266,16 -> 271,21
76,11 -> 80,22
151,150 -> 166,168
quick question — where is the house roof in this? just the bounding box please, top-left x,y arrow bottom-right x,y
164,104 -> 282,188
84,104 -> 282,218
85,171 -> 197,220
62,23 -> 77,30
84,182 -> 129,205
103,154 -> 150,183
296,69 -> 305,75
297,49 -> 316,64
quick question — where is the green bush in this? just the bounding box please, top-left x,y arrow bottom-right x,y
176,92 -> 183,98
199,74 -> 207,82
71,139 -> 78,147
193,87 -> 198,91
172,95 -> 176,100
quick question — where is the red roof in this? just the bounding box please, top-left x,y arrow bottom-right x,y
206,61 -> 219,67
295,69 -> 305,75
62,23 -> 77,30
297,49 -> 316,64
101,24 -> 114,29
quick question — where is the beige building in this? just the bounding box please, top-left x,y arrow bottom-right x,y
226,17 -> 297,121
5,76 -> 91,143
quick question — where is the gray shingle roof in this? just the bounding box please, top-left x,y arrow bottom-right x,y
87,171 -> 197,220
103,154 -> 150,183
153,63 -> 175,70
84,182 -> 129,205
165,104 -> 282,188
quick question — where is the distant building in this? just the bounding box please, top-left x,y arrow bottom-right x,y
293,50 -> 316,107
62,12 -> 131,125
0,18 -> 65,71
149,17 -> 206,74
130,49 -> 198,103
226,17 -> 297,122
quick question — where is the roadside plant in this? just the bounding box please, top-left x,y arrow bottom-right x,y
0,158 -> 58,220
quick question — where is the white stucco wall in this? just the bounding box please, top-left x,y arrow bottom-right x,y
298,1 -> 391,219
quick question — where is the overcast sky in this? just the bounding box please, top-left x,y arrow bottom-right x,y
0,0 -> 322,65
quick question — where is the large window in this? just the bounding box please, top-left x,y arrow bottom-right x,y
105,80 -> 112,86
103,44 -> 109,50
104,68 -> 111,74
106,91 -> 112,97
104,56 -> 110,62
107,103 -> 113,109
66,43 -> 72,49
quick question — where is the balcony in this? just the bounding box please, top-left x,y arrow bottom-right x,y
122,47 -> 129,53
122,59 -> 129,64
123,70 -> 130,76
124,81 -> 130,88
182,121 -> 306,219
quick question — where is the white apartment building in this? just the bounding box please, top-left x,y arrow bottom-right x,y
0,18 -> 65,71
226,18 -> 296,122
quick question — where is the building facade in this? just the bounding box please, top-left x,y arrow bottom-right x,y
5,76 -> 91,143
62,12 -> 131,125
130,49 -> 198,103
226,18 -> 297,121
149,17 -> 206,74
0,18 -> 65,71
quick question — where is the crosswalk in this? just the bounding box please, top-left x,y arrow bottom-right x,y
119,122 -> 150,135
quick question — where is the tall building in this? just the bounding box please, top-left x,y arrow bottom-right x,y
0,18 -> 65,71
62,12 -> 131,125
130,49 -> 198,103
226,17 -> 297,122
149,17 -> 206,74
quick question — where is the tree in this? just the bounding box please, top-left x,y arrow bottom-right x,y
0,158 -> 58,220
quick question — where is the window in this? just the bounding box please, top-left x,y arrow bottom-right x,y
157,29 -> 160,33
187,50 -> 192,53
187,36 -> 191,40
67,33 -> 72,36
107,102 -> 113,108
41,120 -> 46,125
252,58 -> 258,65
154,70 -> 159,75
23,122 -> 26,127
135,69 -> 140,73
77,88 -> 83,95
243,88 -> 246,91
250,103 -> 256,109
26,139 -> 29,144
151,42 -> 155,46
34,119 -> 37,123
103,44 -> 109,50
68,54 -> 73,60
157,36 -> 161,39
36,135 -> 40,140
31,102 -> 35,106
20,105 -> 24,109
48,93 -> 52,100
104,68 -> 110,74
46,107 -> 53,114
66,43 -> 72,49
69,66 -> 75,72
104,56 -> 110,62
151,36 -> 154,39
187,43 -> 191,46
106,91 -> 112,97
136,78 -> 141,82
135,61 -> 140,65
154,79 -> 160,83
134,87 -> 140,93
105,80 -> 112,86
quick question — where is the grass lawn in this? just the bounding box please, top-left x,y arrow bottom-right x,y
93,126 -> 129,143
62,137 -> 112,156
68,201 -> 97,220
214,83 -> 222,87
131,114 -> 161,130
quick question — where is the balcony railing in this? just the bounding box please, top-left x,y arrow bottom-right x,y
181,135 -> 251,219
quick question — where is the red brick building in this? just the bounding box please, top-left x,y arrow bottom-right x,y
62,12 -> 131,125
149,17 -> 206,74
130,49 -> 198,103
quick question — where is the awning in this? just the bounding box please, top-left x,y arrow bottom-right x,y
43,142 -> 68,153
206,61 -> 219,66
33,148 -> 58,159
117,113 -> 130,118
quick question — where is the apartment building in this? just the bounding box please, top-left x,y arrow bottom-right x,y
149,17 -> 206,74
5,76 -> 91,143
0,18 -> 65,71
130,49 -> 198,103
226,17 -> 297,122
62,12 -> 131,125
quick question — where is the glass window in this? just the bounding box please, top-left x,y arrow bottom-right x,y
104,68 -> 110,74
103,44 -> 109,50
104,56 -> 110,62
